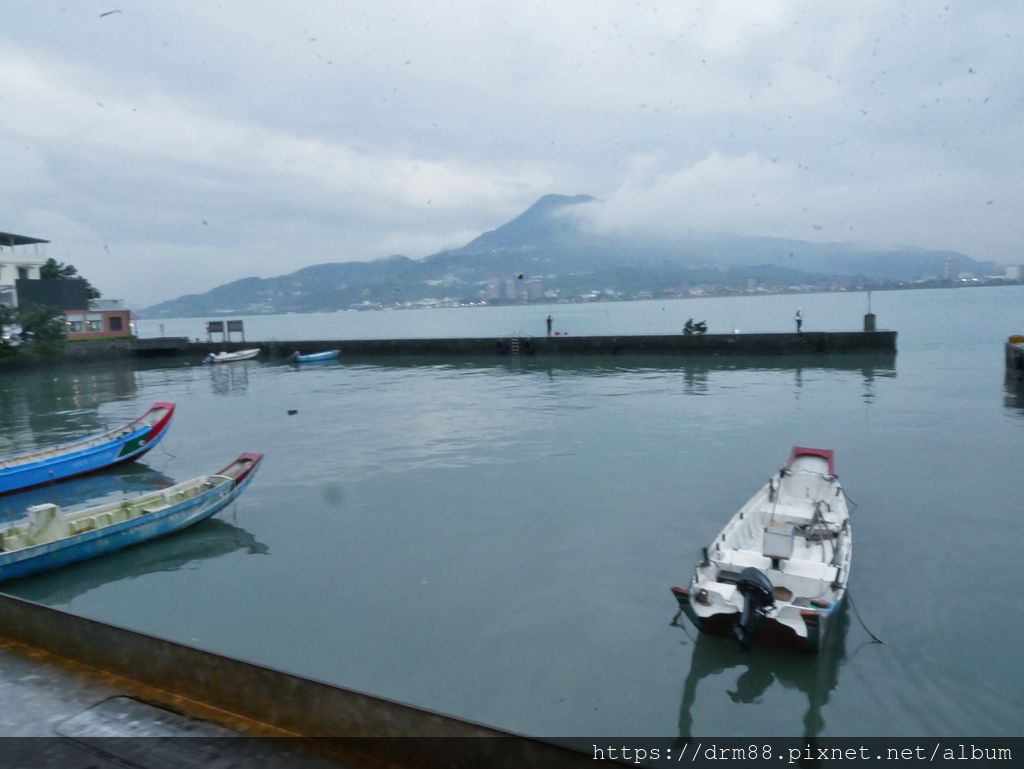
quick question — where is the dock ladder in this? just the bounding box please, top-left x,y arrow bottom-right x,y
509,338 -> 521,355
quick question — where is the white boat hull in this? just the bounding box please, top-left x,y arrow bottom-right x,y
672,447 -> 852,652
203,349 -> 260,364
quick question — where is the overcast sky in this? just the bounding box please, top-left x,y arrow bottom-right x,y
2,1 -> 1021,307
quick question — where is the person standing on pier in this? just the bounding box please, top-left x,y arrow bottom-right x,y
546,315 -> 553,337
795,308 -> 803,333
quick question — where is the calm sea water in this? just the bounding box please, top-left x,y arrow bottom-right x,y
2,286 -> 1022,738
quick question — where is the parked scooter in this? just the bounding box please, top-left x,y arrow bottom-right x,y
683,318 -> 708,335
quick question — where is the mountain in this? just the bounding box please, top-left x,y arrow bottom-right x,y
139,194 -> 984,317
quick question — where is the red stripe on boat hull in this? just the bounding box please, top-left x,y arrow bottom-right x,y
0,403 -> 177,496
141,402 -> 176,446
216,452 -> 264,487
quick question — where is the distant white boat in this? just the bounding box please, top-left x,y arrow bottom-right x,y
672,446 -> 852,652
203,348 -> 260,364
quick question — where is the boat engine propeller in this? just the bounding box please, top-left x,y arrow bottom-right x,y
732,567 -> 776,651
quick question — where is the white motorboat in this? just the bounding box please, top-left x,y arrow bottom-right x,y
672,446 -> 852,652
203,348 -> 261,364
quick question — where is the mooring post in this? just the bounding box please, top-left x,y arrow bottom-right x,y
864,290 -> 876,331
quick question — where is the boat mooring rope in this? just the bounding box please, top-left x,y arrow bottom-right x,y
669,610 -> 698,643
842,488 -> 859,512
847,590 -> 884,645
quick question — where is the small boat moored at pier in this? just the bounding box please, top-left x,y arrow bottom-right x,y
671,446 -> 852,652
203,349 -> 260,364
0,403 -> 176,496
288,349 -> 340,364
0,452 -> 263,582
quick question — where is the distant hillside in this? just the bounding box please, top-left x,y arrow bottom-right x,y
139,194 -> 984,317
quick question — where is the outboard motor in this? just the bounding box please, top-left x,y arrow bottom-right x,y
732,567 -> 775,652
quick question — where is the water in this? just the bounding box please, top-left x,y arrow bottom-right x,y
2,286 -> 1022,737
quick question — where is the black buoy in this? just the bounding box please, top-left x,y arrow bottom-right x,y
287,409 -> 297,415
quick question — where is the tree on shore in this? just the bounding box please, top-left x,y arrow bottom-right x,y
40,258 -> 101,300
0,303 -> 67,353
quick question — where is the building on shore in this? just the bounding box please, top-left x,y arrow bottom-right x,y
2,229 -> 131,340
0,231 -> 48,307
17,278 -> 131,340
943,255 -> 959,282
64,299 -> 132,340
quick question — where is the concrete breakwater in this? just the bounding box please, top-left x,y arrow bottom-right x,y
0,592 -> 590,766
0,330 -> 896,368
134,329 -> 897,360
1007,337 -> 1024,379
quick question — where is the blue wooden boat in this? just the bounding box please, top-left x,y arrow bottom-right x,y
0,463 -> 176,524
0,452 -> 263,583
289,349 -> 340,364
0,403 -> 176,496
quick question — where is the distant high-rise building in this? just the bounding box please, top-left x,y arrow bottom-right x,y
943,256 -> 959,281
485,277 -> 508,300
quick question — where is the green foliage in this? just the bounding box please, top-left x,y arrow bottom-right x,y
0,304 -> 16,354
39,258 -> 101,299
40,258 -> 78,280
15,303 -> 67,351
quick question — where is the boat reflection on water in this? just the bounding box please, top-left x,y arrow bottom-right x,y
209,363 -> 252,395
675,601 -> 850,740
3,517 -> 268,606
0,462 -> 178,523
343,352 -> 897,377
1003,374 -> 1024,415
0,365 -> 140,443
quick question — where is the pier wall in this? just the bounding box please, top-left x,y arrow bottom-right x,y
138,329 -> 897,359
0,592 -> 587,767
0,330 -> 896,368
1007,338 -> 1024,379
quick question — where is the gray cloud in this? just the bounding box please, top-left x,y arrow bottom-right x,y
2,1 -> 1020,306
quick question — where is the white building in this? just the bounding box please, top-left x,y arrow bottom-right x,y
942,255 -> 959,282
0,231 -> 48,307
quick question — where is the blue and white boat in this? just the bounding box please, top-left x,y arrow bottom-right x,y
671,447 -> 852,652
0,452 -> 263,583
288,349 -> 340,364
0,403 -> 176,496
